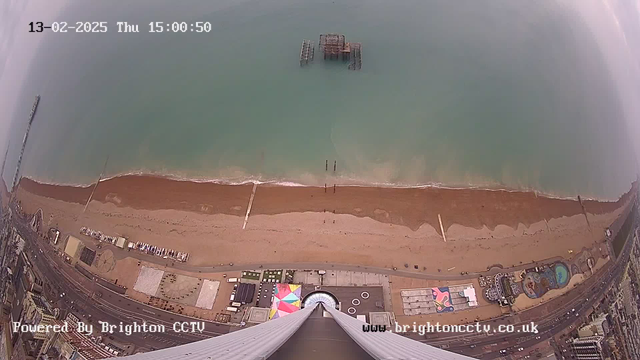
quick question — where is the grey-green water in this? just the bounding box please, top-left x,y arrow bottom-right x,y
5,0 -> 638,199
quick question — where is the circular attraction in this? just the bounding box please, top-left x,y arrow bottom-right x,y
523,262 -> 571,299
554,262 -> 570,288
302,291 -> 339,309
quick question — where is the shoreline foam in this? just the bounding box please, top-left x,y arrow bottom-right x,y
15,174 -> 636,233
14,184 -> 624,273
22,170 -> 623,203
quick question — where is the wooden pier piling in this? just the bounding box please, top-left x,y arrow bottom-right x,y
299,34 -> 361,70
320,34 -> 346,60
317,34 -> 362,70
300,40 -> 315,66
348,42 -> 362,70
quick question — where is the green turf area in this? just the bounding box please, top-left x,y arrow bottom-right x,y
262,269 -> 283,283
241,271 -> 261,280
284,270 -> 295,282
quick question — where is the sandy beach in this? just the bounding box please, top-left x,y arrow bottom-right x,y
12,175 -> 636,274
17,176 -> 634,231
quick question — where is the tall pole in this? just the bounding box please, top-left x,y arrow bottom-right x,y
12,95 -> 40,192
0,141 -> 9,181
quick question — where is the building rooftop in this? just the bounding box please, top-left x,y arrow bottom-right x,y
61,327 -> 114,359
247,307 -> 270,324
301,285 -> 384,319
235,283 -> 256,304
29,293 -> 52,316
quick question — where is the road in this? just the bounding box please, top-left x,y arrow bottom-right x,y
426,220 -> 636,359
12,215 -> 232,353
9,202 -> 637,358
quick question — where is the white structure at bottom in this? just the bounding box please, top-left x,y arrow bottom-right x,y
111,303 -> 473,360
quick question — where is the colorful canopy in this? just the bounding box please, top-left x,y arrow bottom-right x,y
269,284 -> 302,319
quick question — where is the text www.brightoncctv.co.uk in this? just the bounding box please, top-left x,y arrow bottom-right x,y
362,322 -> 539,336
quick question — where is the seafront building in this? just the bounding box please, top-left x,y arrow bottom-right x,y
40,317 -> 114,360
570,335 -> 605,360
22,292 -> 56,340
578,313 -> 609,338
13,291 -> 56,357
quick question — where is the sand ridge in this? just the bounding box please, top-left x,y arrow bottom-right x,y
13,178 -> 632,274
17,176 -> 635,232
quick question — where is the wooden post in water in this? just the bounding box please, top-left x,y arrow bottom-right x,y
326,160 -> 328,171
334,160 -> 336,172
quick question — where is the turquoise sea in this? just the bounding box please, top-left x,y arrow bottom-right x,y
4,0 -> 638,199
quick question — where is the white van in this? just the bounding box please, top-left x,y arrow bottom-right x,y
52,230 -> 60,244
226,306 -> 238,313
231,302 -> 242,307
227,278 -> 239,283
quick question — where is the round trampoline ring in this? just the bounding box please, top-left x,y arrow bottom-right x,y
352,298 -> 361,306
361,291 -> 370,299
348,307 -> 357,315
303,291 -> 338,309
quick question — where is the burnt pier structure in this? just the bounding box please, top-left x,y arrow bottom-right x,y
299,33 -> 362,70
